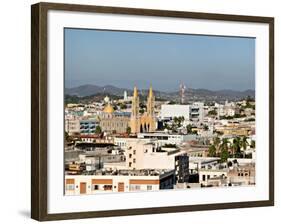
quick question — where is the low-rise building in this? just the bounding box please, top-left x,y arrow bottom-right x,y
199,165 -> 228,187
65,169 -> 175,195
228,164 -> 255,186
80,119 -> 99,135
160,104 -> 190,120
137,132 -> 196,147
160,103 -> 204,124
65,117 -> 80,135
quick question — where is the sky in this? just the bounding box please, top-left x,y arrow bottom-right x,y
64,28 -> 255,92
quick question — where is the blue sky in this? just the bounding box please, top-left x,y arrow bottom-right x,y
65,28 -> 255,92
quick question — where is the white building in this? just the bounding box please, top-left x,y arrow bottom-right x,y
160,103 -> 204,123
114,137 -> 132,150
216,102 -> 238,117
125,139 -> 189,183
189,157 -> 220,174
65,169 -> 175,195
137,132 -> 196,147
199,166 -> 228,186
160,104 -> 190,120
65,117 -> 80,135
189,102 -> 204,123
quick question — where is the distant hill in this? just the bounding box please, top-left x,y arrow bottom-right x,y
65,84 -> 255,102
65,84 -> 130,97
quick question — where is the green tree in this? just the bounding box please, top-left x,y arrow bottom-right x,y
186,124 -> 193,134
95,125 -> 102,134
208,145 -> 216,157
241,136 -> 248,151
208,109 -> 217,116
64,131 -> 70,142
232,137 -> 242,157
220,148 -> 229,163
250,140 -> 255,148
203,124 -> 209,131
126,126 -> 131,135
241,136 -> 249,158
120,103 -> 127,109
220,138 -> 229,154
213,137 -> 221,154
174,116 -> 184,128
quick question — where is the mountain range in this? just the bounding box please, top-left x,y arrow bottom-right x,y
65,84 -> 255,102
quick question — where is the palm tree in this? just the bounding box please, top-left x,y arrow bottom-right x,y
220,147 -> 229,163
95,125 -> 102,134
126,127 -> 131,135
241,136 -> 249,158
203,124 -> 209,131
219,138 -> 230,163
186,124 -> 193,134
208,145 -> 216,157
250,140 -> 256,149
241,136 -> 248,150
232,137 -> 241,158
213,137 -> 221,154
220,138 -> 229,153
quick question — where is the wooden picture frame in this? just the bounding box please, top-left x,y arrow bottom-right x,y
31,2 -> 274,221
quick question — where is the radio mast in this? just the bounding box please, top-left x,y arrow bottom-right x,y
179,82 -> 186,104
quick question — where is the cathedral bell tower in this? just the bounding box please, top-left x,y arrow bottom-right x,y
130,86 -> 140,133
130,85 -> 156,134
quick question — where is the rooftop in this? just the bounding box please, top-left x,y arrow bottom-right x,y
68,169 -> 174,177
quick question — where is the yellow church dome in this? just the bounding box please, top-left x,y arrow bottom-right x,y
103,104 -> 114,113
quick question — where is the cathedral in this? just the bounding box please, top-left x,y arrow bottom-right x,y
130,86 -> 156,134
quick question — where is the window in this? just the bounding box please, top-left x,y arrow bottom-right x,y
202,175 -> 206,181
129,162 -> 132,167
129,185 -> 141,191
129,154 -> 132,158
147,185 -> 152,190
207,175 -> 210,179
133,150 -> 136,155
133,158 -> 136,163
92,185 -> 99,190
103,185 -> 112,191
66,184 -> 75,191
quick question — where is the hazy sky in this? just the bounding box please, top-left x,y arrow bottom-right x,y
65,28 -> 255,91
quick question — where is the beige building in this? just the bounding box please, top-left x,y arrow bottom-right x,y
199,167 -> 228,187
65,169 -> 175,195
99,103 -> 130,134
215,123 -> 252,136
228,164 -> 255,186
130,86 -> 156,134
65,117 -> 80,135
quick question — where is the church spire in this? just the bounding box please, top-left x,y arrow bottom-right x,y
147,86 -> 154,117
148,85 -> 153,98
133,86 -> 138,98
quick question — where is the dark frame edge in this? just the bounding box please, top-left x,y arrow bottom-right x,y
36,2 -> 274,23
268,18 -> 274,205
31,2 -> 274,221
31,3 -> 48,221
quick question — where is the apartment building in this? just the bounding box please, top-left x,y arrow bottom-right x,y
125,139 -> 189,183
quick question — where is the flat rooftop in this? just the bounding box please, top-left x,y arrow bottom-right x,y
68,169 -> 174,177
